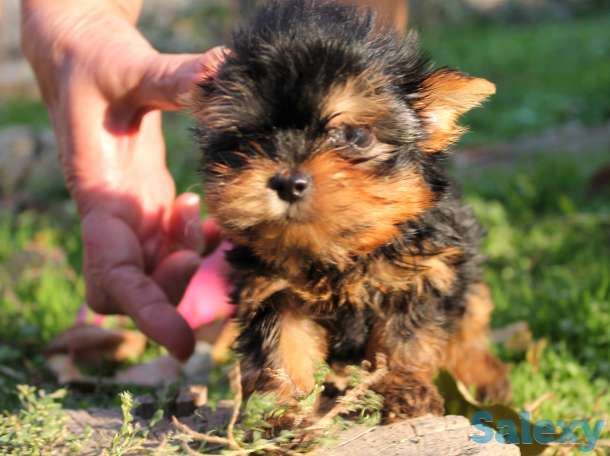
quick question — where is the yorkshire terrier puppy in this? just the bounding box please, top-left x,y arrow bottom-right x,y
193,0 -> 510,422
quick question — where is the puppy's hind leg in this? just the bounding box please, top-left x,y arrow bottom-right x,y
445,283 -> 511,404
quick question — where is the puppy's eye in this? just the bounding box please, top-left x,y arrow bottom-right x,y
344,125 -> 375,149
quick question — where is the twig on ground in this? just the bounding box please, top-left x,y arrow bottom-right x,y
172,416 -> 232,448
180,440 -> 207,456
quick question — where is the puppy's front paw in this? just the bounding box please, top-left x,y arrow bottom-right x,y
375,374 -> 444,423
266,408 -> 300,432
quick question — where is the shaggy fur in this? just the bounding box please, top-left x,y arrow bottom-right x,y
193,0 -> 509,422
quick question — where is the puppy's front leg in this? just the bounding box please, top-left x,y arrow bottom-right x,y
237,305 -> 328,405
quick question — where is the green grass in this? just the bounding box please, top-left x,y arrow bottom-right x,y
466,155 -> 610,376
462,154 -> 610,451
422,15 -> 610,145
0,386 -> 86,455
0,100 -> 48,128
1,11 -> 609,455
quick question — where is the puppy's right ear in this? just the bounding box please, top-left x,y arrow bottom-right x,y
415,68 -> 495,153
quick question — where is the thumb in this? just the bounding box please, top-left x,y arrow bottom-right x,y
137,46 -> 227,111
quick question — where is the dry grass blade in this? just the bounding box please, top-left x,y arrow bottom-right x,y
227,364 -> 243,449
526,339 -> 548,374
592,387 -> 608,414
524,392 -> 554,415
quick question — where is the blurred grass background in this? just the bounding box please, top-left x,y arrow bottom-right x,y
1,0 -> 609,452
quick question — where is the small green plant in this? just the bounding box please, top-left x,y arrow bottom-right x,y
173,358 -> 387,455
0,385 -> 85,455
103,391 -> 178,456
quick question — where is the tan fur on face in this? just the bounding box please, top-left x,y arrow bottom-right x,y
206,157 -> 284,231
206,151 -> 433,270
322,69 -> 393,127
415,69 -> 496,153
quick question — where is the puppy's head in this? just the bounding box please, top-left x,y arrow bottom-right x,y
193,0 -> 494,269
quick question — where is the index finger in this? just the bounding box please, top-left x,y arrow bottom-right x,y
104,264 -> 195,360
84,212 -> 195,360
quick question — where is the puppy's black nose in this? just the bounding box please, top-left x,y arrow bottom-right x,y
268,172 -> 312,203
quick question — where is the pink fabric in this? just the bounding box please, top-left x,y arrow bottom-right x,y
77,239 -> 235,330
178,241 -> 235,328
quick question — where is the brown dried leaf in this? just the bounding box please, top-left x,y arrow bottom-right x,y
436,370 -> 552,456
47,353 -> 184,389
45,324 -> 147,364
526,339 -> 548,374
46,354 -> 84,384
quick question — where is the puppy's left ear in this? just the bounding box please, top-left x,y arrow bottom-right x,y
416,68 -> 495,153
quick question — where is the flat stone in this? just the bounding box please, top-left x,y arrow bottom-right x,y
182,341 -> 213,384
324,415 -> 520,455
410,414 -> 447,436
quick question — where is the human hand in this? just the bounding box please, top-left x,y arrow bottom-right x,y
21,0 -> 227,360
